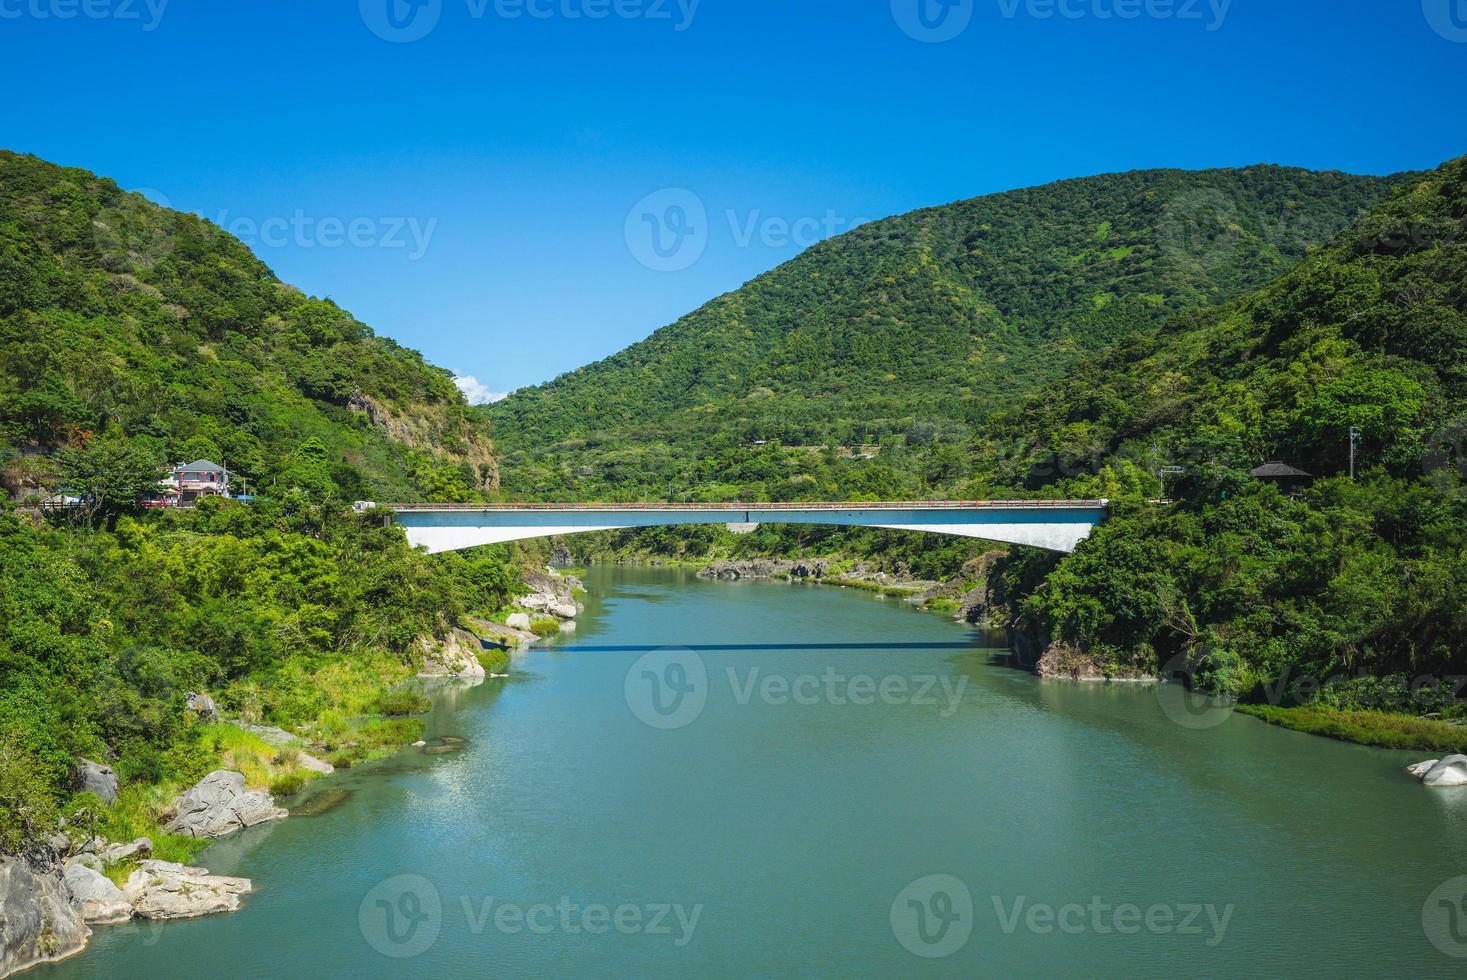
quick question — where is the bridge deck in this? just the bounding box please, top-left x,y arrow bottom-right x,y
373,500 -> 1109,555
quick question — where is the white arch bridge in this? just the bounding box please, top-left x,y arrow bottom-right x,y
366,501 -> 1110,555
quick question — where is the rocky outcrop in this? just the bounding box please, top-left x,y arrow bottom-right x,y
952,553 -> 1007,625
297,752 -> 335,775
347,391 -> 498,491
516,568 -> 583,619
416,627 -> 487,680
1409,756 -> 1467,786
166,771 -> 288,838
73,760 -> 118,805
62,865 -> 132,925
122,860 -> 252,920
698,558 -> 830,580
1034,641 -> 1108,681
0,856 -> 90,977
506,612 -> 532,630
463,615 -> 537,648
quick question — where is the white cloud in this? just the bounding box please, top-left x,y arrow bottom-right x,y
454,374 -> 510,406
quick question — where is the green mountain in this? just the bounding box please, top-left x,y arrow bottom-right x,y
490,164 -> 1412,500
988,155 -> 1467,705
0,150 -> 495,505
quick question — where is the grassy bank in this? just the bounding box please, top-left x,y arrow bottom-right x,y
1237,704 -> 1467,753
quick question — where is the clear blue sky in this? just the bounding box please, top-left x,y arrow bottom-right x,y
2,0 -> 1464,399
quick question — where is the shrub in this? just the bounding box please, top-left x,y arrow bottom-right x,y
373,689 -> 430,717
269,770 -> 309,798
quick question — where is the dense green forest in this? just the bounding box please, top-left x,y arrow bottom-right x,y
490,165 -> 1411,500
0,152 -> 520,853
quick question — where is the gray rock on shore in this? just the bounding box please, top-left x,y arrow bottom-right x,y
62,865 -> 133,925
1409,756 -> 1467,786
123,861 -> 252,920
166,771 -> 288,838
0,856 -> 91,977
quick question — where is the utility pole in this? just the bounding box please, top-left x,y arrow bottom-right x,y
1349,426 -> 1361,480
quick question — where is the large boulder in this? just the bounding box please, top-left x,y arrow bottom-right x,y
73,760 -> 118,805
237,723 -> 300,747
166,771 -> 287,838
506,612 -> 533,631
416,627 -> 487,680
63,864 -> 133,925
0,856 -> 91,976
463,616 -> 537,648
1412,755 -> 1467,786
122,860 -> 251,920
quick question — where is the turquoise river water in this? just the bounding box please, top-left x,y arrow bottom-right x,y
38,565 -> 1467,977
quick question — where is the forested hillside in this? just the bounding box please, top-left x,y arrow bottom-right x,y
987,155 -> 1467,713
491,165 -> 1411,500
0,150 -> 495,506
0,152 -> 521,856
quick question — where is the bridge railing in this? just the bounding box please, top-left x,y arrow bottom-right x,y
373,499 -> 1109,513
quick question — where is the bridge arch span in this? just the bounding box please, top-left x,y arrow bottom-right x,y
371,502 -> 1109,555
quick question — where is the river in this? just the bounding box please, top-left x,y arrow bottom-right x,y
40,565 -> 1467,977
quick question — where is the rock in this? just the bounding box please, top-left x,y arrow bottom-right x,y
292,789 -> 353,817
519,593 -> 553,612
186,692 -> 218,721
462,615 -> 537,648
549,601 -> 578,619
63,865 -> 133,925
0,856 -> 91,976
1408,759 -> 1439,778
237,723 -> 301,747
412,740 -> 427,747
1417,755 -> 1467,786
63,854 -> 103,874
416,627 -> 487,680
1035,641 -> 1108,681
73,759 -> 118,805
123,860 -> 252,920
297,752 -> 334,775
506,613 -> 532,631
166,771 -> 288,838
97,838 -> 151,864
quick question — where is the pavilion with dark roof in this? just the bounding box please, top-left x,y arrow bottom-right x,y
1250,460 -> 1313,495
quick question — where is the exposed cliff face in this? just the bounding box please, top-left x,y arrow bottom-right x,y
0,855 -> 90,978
348,391 -> 499,491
